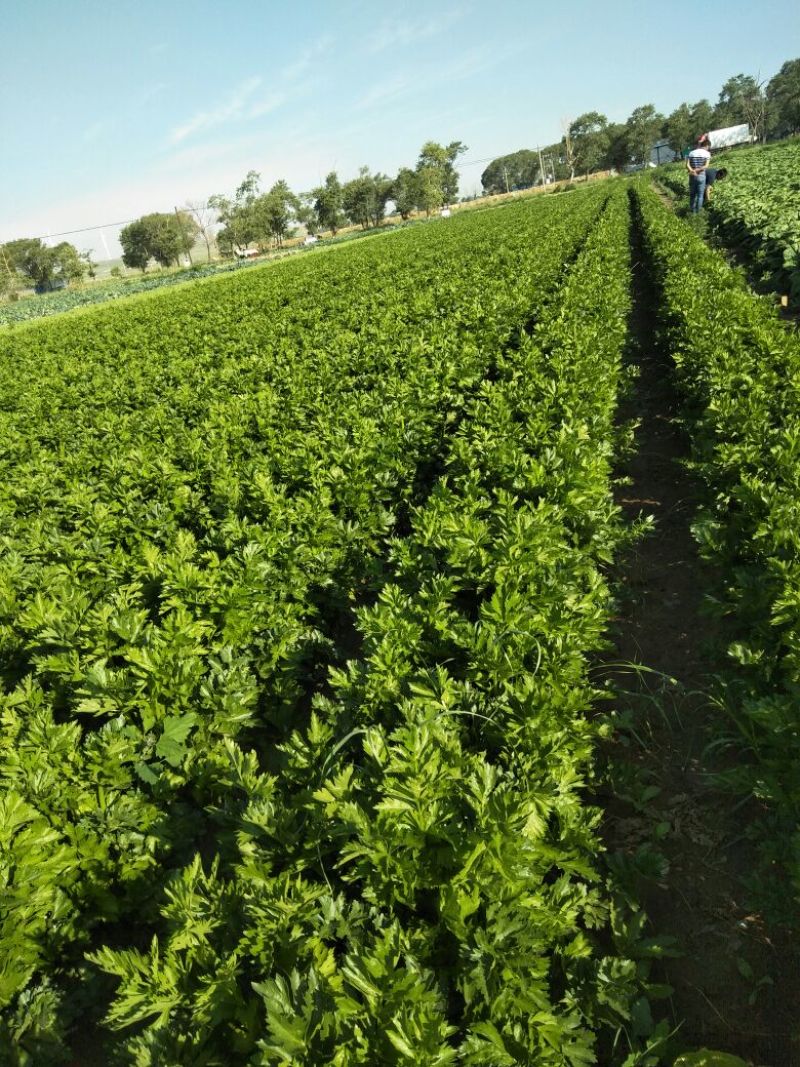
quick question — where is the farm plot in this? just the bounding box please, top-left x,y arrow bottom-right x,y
659,139 -> 800,304
0,185 -> 652,1063
635,180 -> 800,907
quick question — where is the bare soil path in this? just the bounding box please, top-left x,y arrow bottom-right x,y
600,197 -> 800,1066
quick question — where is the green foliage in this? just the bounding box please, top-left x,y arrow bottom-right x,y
568,114 -> 610,177
625,105 -> 664,166
660,139 -> 800,303
417,140 -> 467,205
480,149 -> 539,195
673,1053 -> 748,1067
767,57 -> 800,137
635,178 -> 800,921
0,184 -> 650,1059
252,180 -> 300,247
119,212 -> 198,271
2,237 -> 88,289
311,171 -> 345,234
341,167 -> 393,229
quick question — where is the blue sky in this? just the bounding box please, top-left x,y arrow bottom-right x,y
2,0 -> 798,257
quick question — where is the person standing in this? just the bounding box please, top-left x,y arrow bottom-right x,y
686,136 -> 711,213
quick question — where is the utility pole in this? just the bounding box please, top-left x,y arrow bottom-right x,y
537,144 -> 545,186
503,165 -> 510,194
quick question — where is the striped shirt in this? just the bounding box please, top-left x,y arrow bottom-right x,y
688,147 -> 711,171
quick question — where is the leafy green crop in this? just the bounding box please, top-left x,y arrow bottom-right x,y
635,179 -> 800,923
0,184 -> 662,1062
659,140 -> 800,303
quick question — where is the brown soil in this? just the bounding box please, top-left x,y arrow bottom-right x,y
599,211 -> 800,1066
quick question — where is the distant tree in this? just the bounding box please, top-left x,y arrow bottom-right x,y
80,250 -> 97,280
175,211 -> 200,264
767,58 -> 800,137
252,181 -> 300,247
3,237 -> 87,288
716,74 -> 769,141
295,195 -> 318,235
0,244 -> 18,296
119,213 -> 193,271
690,99 -> 716,140
184,200 -> 216,261
602,123 -> 631,171
624,104 -> 664,165
208,170 -> 261,255
480,150 -> 538,194
662,103 -> 693,158
561,118 -> 578,179
417,140 -> 467,204
391,167 -> 419,219
311,172 -> 345,235
568,112 -> 610,175
119,220 -> 151,271
415,166 -> 445,215
342,168 -> 392,229
143,213 -> 184,267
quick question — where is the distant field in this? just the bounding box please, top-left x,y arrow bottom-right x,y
2,172 -> 612,327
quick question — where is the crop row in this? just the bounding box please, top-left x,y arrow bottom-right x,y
83,185 -> 643,1066
635,181 -> 800,918
0,188 -> 623,1060
658,140 -> 800,304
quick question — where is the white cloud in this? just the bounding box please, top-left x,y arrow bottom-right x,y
279,35 -> 334,82
164,39 -> 328,148
168,76 -> 263,144
366,9 -> 466,53
355,45 -> 507,112
247,90 -> 288,120
355,74 -> 415,111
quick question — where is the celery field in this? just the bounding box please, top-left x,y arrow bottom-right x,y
2,175 -> 800,1065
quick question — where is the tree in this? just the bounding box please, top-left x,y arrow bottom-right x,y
342,168 -> 391,229
119,213 -> 194,271
716,74 -> 768,141
690,99 -> 716,140
416,167 -> 445,215
184,201 -> 216,262
480,150 -> 538,195
3,237 -> 88,289
295,196 -> 318,235
311,172 -> 345,235
662,103 -> 693,158
767,58 -> 800,137
391,168 -> 419,219
252,181 -> 300,247
417,140 -> 467,204
568,113 -> 610,175
119,220 -> 151,271
625,104 -> 664,165
0,244 -> 19,297
601,123 -> 631,171
208,170 -> 261,255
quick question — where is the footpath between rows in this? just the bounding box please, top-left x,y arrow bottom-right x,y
599,190 -> 800,1065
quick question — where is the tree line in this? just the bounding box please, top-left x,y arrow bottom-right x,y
2,57 -> 797,286
481,58 -> 800,193
118,140 -> 467,270
0,139 -> 466,290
